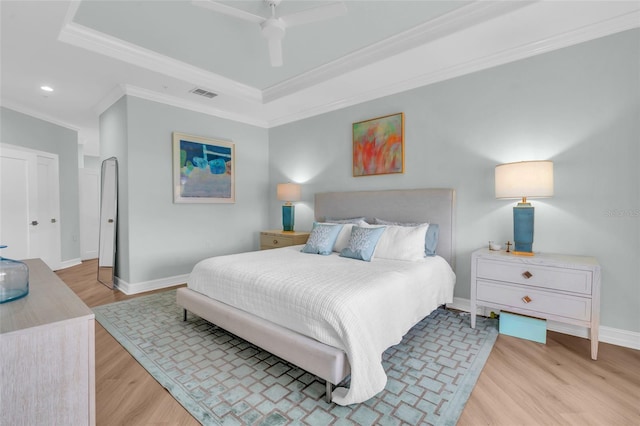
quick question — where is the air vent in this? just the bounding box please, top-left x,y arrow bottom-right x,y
189,87 -> 218,99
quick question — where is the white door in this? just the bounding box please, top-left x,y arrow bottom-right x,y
0,146 -> 37,260
36,155 -> 61,268
0,144 -> 61,269
79,168 -> 100,260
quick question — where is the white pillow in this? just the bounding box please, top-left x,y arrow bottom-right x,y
374,224 -> 429,261
325,217 -> 366,224
333,220 -> 367,252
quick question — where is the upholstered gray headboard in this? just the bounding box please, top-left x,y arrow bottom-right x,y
315,188 -> 456,268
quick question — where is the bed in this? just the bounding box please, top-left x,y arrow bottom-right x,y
177,188 -> 456,405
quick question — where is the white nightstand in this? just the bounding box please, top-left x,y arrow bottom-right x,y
260,230 -> 310,250
470,248 -> 601,360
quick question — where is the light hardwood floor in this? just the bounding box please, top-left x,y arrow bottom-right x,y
57,260 -> 640,425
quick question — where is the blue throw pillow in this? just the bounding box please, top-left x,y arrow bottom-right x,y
339,226 -> 386,262
301,222 -> 344,255
425,224 -> 439,256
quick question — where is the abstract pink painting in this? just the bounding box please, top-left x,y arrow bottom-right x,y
353,113 -> 404,177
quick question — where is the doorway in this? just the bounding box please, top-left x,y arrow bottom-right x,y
0,144 -> 61,269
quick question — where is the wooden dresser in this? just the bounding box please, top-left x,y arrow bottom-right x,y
470,248 -> 601,360
260,230 -> 310,250
0,259 -> 95,425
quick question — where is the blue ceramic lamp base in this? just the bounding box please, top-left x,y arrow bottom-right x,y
282,204 -> 295,232
513,203 -> 534,255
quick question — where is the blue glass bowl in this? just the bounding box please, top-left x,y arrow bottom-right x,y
0,245 -> 29,304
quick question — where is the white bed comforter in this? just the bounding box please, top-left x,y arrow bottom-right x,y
187,245 -> 455,405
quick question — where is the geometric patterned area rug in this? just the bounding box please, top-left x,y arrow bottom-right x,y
94,290 -> 497,426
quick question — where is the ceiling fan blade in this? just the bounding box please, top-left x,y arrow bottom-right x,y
267,37 -> 283,67
280,1 -> 347,28
191,0 -> 265,24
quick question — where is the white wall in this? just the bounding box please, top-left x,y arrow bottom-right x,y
100,96 -> 270,285
268,29 -> 640,333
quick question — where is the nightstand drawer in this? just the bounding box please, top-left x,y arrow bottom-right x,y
476,260 -> 592,295
259,231 -> 310,250
476,280 -> 591,322
260,234 -> 295,249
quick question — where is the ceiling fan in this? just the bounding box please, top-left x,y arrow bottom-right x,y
192,0 -> 348,67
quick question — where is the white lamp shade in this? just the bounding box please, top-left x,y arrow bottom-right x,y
277,183 -> 301,202
495,160 -> 554,199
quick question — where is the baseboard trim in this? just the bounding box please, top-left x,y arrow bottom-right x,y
449,297 -> 640,351
57,258 -> 82,270
114,273 -> 189,295
598,326 -> 640,351
104,288 -> 640,351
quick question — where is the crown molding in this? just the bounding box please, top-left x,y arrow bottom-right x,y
58,22 -> 263,104
122,85 -> 269,127
520,8 -> 640,57
262,1 -> 533,104
57,1 -> 528,108
58,1 -> 640,130
0,100 -> 81,132
265,9 -> 640,128
61,0 -> 81,28
103,84 -> 269,128
93,84 -> 127,117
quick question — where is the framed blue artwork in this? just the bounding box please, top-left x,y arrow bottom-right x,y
172,132 -> 235,203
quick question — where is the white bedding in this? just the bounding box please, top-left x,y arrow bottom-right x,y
187,245 -> 456,405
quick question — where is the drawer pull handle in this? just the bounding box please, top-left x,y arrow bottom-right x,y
273,239 -> 278,245
522,271 -> 533,279
522,295 -> 532,304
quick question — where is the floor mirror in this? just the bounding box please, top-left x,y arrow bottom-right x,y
97,157 -> 118,289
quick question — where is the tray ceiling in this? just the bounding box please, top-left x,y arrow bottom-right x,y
1,1 -> 638,147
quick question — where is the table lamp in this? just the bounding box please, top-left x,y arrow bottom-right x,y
277,183 -> 301,232
495,160 -> 554,255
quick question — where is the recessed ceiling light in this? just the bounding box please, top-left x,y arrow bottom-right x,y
40,85 -> 54,92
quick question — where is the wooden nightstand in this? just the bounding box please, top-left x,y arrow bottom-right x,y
470,248 -> 601,360
260,230 -> 310,250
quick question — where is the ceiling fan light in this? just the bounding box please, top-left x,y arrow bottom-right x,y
260,18 -> 285,40
268,41 -> 283,67
261,18 -> 285,66
193,0 -> 348,67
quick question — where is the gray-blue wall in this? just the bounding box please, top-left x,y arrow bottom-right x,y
100,97 -> 130,279
3,28 -> 638,336
269,29 -> 640,333
0,107 -> 81,263
100,96 -> 270,284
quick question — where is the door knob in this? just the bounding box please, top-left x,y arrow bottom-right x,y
31,220 -> 38,226
51,218 -> 57,223
108,219 -> 114,223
